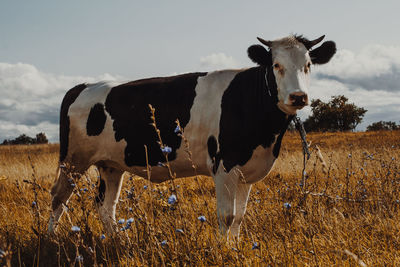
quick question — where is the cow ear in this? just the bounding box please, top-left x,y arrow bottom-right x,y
247,45 -> 271,66
310,41 -> 336,64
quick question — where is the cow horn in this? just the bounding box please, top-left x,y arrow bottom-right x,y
257,37 -> 273,47
308,35 -> 325,48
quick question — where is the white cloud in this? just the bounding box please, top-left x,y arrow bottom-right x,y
0,62 -> 123,142
316,44 -> 400,79
199,53 -> 240,70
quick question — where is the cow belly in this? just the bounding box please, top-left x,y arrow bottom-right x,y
236,145 -> 276,184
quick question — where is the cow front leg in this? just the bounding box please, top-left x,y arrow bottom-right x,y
95,166 -> 124,233
230,183 -> 252,237
213,167 -> 239,236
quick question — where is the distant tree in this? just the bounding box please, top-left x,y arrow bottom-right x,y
35,132 -> 49,144
1,133 -> 49,145
366,121 -> 399,131
304,95 -> 367,132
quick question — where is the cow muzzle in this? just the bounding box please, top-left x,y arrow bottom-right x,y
289,92 -> 308,108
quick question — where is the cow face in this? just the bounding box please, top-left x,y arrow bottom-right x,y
248,35 -> 336,115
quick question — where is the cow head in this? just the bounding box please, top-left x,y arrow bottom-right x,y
248,35 -> 336,115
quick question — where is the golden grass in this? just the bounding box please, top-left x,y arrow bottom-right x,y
0,131 -> 399,266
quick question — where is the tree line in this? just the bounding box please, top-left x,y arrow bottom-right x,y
1,133 -> 48,145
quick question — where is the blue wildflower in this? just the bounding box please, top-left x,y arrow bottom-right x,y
100,234 -> 106,240
118,219 -> 125,224
176,229 -> 184,234
120,224 -> 131,231
161,240 -> 167,246
157,162 -> 165,167
70,183 -> 76,187
31,201 -> 37,207
174,125 -> 181,133
127,218 -> 134,224
129,207 -> 133,212
161,146 -> 172,154
168,194 -> 177,205
283,202 -> 291,209
71,226 -> 80,232
198,215 -> 206,222
252,242 -> 259,250
143,185 -> 148,189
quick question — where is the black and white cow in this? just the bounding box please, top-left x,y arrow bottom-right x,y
49,35 -> 336,236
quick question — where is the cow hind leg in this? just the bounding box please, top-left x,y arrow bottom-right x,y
48,166 -> 83,233
230,183 -> 252,237
95,164 -> 124,234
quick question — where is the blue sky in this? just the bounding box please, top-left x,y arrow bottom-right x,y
1,1 -> 400,141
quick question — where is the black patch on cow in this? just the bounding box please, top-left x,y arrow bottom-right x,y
310,41 -> 337,64
207,135 -> 222,174
59,83 -> 87,162
86,103 -> 107,136
207,135 -> 217,160
95,178 -> 106,204
273,115 -> 295,158
247,45 -> 272,66
105,72 -> 207,167
216,66 -> 292,173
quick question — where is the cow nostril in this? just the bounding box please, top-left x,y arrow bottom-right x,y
289,94 -> 308,106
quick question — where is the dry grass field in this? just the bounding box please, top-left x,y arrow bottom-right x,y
0,130 -> 399,266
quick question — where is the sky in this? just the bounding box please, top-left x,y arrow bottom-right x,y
0,1 -> 400,142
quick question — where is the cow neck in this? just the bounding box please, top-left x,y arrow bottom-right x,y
261,65 -> 294,157
217,66 -> 293,172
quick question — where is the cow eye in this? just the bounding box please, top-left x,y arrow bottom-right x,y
307,62 -> 311,68
273,63 -> 280,69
